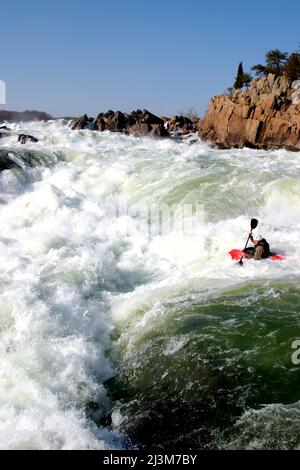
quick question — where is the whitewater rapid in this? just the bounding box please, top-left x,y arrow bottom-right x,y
0,120 -> 300,449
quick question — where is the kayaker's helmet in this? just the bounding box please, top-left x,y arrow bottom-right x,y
254,234 -> 263,241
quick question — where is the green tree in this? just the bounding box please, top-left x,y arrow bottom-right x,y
241,72 -> 252,88
233,62 -> 252,89
251,49 -> 288,77
234,62 -> 244,89
284,53 -> 300,82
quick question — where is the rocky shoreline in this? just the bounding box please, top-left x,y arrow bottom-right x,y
70,109 -> 200,138
70,74 -> 300,151
200,74 -> 300,151
2,73 -> 300,151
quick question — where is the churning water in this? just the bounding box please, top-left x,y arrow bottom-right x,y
0,120 -> 300,449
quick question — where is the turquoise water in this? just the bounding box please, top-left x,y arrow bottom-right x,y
109,280 -> 300,449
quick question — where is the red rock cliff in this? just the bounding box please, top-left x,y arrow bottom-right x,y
200,74 -> 300,150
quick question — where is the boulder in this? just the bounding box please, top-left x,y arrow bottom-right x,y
71,108 -> 207,138
128,122 -> 168,137
95,110 -> 130,132
127,109 -> 168,137
18,134 -> 39,144
200,74 -> 300,150
70,114 -> 95,130
130,109 -> 164,126
164,115 -> 200,135
94,109 -> 169,137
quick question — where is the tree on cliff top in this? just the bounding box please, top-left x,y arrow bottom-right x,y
251,49 -> 288,77
284,53 -> 300,82
233,62 -> 252,89
234,62 -> 244,89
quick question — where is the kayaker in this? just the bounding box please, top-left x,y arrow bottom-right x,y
244,234 -> 271,260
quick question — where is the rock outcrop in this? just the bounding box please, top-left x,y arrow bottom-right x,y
70,109 -> 203,138
71,109 -> 169,137
94,110 -> 129,133
70,114 -> 95,130
165,115 -> 200,135
96,109 -> 169,137
18,134 -> 39,144
200,74 -> 300,150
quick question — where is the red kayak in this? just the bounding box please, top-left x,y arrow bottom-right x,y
229,249 -> 286,261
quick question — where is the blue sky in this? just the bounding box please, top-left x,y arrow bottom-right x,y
1,0 -> 300,117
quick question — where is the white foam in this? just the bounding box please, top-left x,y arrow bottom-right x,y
1,120 -> 300,449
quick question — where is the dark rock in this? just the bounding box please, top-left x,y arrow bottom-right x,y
70,114 -> 95,130
94,108 -> 169,137
127,109 -> 169,137
164,115 -> 201,135
18,134 -> 39,144
127,109 -> 168,137
127,122 -> 150,136
132,109 -> 164,126
128,121 -> 168,137
71,108 -> 178,138
95,110 -> 130,132
150,123 -> 169,137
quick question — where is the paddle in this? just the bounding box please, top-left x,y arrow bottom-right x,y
237,218 -> 258,266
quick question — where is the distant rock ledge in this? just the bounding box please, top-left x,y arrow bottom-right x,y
70,109 -> 200,138
199,74 -> 300,151
0,109 -> 53,123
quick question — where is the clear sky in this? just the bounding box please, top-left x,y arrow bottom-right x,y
1,0 -> 300,117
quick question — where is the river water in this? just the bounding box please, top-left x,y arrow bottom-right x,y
0,120 -> 299,449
